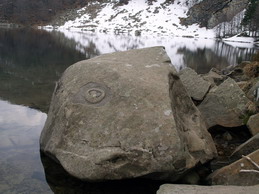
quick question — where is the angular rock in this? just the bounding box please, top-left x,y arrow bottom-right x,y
198,78 -> 251,128
179,67 -> 211,101
231,134 -> 259,161
247,113 -> 259,136
202,68 -> 226,87
40,47 -> 216,181
157,184 -> 259,194
208,149 -> 259,186
169,72 -> 217,164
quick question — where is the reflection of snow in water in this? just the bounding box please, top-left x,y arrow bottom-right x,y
0,100 -> 47,149
53,30 -> 258,71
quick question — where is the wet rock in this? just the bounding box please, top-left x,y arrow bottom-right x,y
156,184 -> 259,194
40,47 -> 216,181
231,134 -> 259,161
179,67 -> 211,101
247,113 -> 259,135
198,78 -> 251,128
208,149 -> 259,186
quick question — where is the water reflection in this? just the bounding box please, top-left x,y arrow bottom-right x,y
0,100 -> 51,193
0,28 -> 86,113
0,28 -> 258,193
55,30 -> 259,73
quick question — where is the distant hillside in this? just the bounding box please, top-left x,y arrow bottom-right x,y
0,0 -> 258,38
0,0 -> 89,25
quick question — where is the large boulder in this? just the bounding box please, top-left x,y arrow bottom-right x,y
40,47 -> 216,181
198,78 -> 251,128
157,184 -> 259,194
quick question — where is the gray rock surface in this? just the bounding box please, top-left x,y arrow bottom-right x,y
208,149 -> 259,186
202,68 -> 226,87
156,184 -> 259,194
198,78 -> 251,128
231,134 -> 259,161
179,68 -> 211,101
40,47 -> 216,181
169,72 -> 217,164
247,113 -> 259,136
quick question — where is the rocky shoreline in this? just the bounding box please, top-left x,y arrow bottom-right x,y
40,47 -> 259,193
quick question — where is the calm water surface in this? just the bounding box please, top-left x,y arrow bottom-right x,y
0,28 -> 258,193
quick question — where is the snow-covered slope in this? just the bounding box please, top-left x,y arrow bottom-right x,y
43,0 -> 215,38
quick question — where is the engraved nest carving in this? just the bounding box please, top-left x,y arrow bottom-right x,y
72,82 -> 112,107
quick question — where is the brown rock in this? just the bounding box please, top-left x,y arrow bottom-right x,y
208,149 -> 259,186
231,134 -> 259,161
157,184 -> 259,194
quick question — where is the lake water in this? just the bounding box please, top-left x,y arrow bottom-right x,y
0,28 -> 258,193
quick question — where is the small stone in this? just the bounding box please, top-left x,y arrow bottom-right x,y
180,170 -> 200,185
223,132 -> 232,141
218,151 -> 224,156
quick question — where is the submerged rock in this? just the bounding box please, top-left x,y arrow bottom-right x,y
40,47 -> 216,181
157,184 -> 259,194
198,78 -> 251,128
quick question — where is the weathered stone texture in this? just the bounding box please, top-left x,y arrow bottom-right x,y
157,184 -> 259,194
40,47 -> 216,181
179,68 -> 211,101
198,78 -> 251,128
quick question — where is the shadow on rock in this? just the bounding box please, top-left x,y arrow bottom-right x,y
40,152 -> 164,194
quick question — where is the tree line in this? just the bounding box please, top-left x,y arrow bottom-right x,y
215,0 -> 259,38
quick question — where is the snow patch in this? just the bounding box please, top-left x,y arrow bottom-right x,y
44,0 -> 215,38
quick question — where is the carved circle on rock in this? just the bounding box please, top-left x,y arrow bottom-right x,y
84,88 -> 106,104
72,82 -> 112,107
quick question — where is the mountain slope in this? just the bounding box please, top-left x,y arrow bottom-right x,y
45,0 -> 215,38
